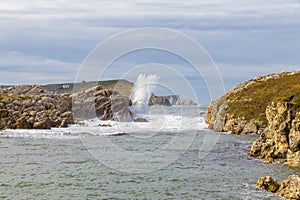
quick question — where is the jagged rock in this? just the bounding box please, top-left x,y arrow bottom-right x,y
0,109 -> 8,118
277,175 -> 300,199
148,93 -> 196,106
16,118 -> 31,129
287,150 -> 300,168
148,93 -> 172,106
206,71 -> 300,134
33,119 -> 50,129
249,101 -> 300,167
72,86 -> 132,121
256,176 -> 279,193
257,175 -> 300,199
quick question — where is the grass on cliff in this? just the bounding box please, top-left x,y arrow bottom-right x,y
226,72 -> 300,126
0,93 -> 31,102
43,80 -> 133,96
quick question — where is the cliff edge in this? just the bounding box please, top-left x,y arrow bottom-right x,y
206,71 -> 300,167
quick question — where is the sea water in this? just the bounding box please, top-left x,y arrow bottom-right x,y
0,106 -> 299,199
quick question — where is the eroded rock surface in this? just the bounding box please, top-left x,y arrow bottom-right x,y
257,175 -> 300,200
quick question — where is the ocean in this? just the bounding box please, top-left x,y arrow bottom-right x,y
0,106 -> 299,199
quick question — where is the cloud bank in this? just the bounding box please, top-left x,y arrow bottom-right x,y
0,0 -> 300,103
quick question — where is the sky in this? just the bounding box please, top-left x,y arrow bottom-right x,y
0,0 -> 300,104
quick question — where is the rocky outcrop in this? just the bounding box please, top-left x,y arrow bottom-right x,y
277,175 -> 300,199
249,102 -> 300,167
0,83 -> 134,130
257,175 -> 300,199
148,94 -> 172,106
148,93 -> 197,106
0,85 -> 74,129
72,85 -> 132,122
206,71 -> 300,134
256,176 -> 279,193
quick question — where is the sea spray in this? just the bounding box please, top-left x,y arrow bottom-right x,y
130,74 -> 159,120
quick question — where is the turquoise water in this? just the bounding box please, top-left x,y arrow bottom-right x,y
0,106 -> 299,199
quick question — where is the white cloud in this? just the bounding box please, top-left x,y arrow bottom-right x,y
0,0 -> 299,102
0,51 -> 79,84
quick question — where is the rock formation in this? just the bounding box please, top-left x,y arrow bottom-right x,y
256,176 -> 279,193
249,102 -> 300,167
72,85 -> 132,122
206,71 -> 300,134
205,71 -> 300,167
0,84 -> 133,130
257,175 -> 300,199
0,85 -> 73,129
148,93 -> 197,106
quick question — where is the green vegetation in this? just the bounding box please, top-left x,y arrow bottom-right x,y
0,93 -> 31,102
43,79 -> 133,96
226,72 -> 300,126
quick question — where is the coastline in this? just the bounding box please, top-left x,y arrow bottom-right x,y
1,74 -> 299,199
206,71 -> 300,199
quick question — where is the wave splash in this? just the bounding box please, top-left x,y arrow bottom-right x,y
129,74 -> 159,120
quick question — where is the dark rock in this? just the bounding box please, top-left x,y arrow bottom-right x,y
134,118 -> 148,122
0,109 -> 8,118
33,119 -> 50,129
256,176 -> 279,193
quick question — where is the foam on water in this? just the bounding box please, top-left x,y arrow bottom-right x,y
0,106 -> 207,139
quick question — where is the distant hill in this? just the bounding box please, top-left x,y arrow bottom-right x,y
42,79 -> 133,96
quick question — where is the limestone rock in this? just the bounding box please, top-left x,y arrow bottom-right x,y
0,109 -> 8,118
277,175 -> 300,199
287,150 -> 300,168
248,102 -> 300,166
148,93 -> 196,106
33,119 -> 50,129
72,86 -> 132,122
256,176 -> 279,193
16,118 -> 31,129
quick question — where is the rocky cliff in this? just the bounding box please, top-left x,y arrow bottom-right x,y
0,85 -> 73,129
256,175 -> 300,199
249,101 -> 300,167
0,84 -> 132,130
206,71 -> 300,135
72,85 -> 132,122
206,71 -> 300,167
148,93 -> 197,106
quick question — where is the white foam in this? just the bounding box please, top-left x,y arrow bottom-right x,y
0,116 -> 207,139
130,74 -> 159,119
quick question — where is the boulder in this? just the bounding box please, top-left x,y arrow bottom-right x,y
16,118 -> 31,129
277,175 -> 300,199
33,119 -> 50,129
256,176 -> 279,193
0,109 -> 8,118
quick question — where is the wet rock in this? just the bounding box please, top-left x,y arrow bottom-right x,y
277,175 -> 300,199
287,150 -> 300,168
16,117 -> 31,129
72,86 -> 132,122
256,176 -> 279,193
33,119 -> 50,129
0,109 -> 8,118
134,118 -> 148,122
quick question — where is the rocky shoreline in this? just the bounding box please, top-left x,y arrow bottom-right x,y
206,71 -> 300,199
0,82 -> 196,131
